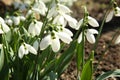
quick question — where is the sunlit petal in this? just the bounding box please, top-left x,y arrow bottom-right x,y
76,19 -> 83,30
63,14 -> 78,29
57,32 -> 72,44
106,10 -> 114,22
12,16 -> 20,25
53,15 -> 65,25
86,33 -> 95,44
78,32 -> 82,43
2,23 -> 10,33
25,43 -> 37,55
88,16 -> 99,27
51,36 -> 60,52
87,29 -> 98,34
63,28 -> 73,37
58,3 -> 72,14
40,35 -> 51,50
115,35 -> 120,44
18,45 -> 25,59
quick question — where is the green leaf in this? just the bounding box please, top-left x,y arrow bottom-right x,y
0,46 -> 4,71
55,41 -> 77,75
96,69 -> 120,80
76,42 -> 84,72
81,51 -> 94,80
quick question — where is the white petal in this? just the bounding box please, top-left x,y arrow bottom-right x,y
77,32 -> 82,43
35,21 -> 43,35
28,21 -> 42,37
32,1 -> 47,15
87,29 -> 98,34
2,23 -> 10,33
58,3 -> 72,14
63,14 -> 78,29
0,44 -> 3,49
0,17 -> 5,24
106,10 -> 114,22
28,22 -> 35,36
0,29 -> 4,34
40,35 -> 51,50
53,15 -> 65,25
47,7 -> 57,18
57,32 -> 72,44
5,19 -> 13,26
88,16 -> 99,27
115,35 -> 120,44
12,16 -> 20,25
86,33 -> 96,44
25,43 -> 37,55
63,28 -> 73,36
33,40 -> 39,51
51,36 -> 60,52
76,19 -> 83,30
115,7 -> 120,16
18,45 -> 25,59
20,16 -> 26,21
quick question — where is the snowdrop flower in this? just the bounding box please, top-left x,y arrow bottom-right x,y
48,3 -> 78,29
77,16 -> 99,30
40,27 -> 73,52
28,20 -> 43,37
115,35 -> 120,44
12,16 -> 20,25
5,18 -> 13,26
0,44 -> 2,49
32,0 -> 47,16
77,15 -> 99,44
78,29 -> 98,44
106,7 -> 120,22
18,43 -> 37,59
0,17 -> 10,34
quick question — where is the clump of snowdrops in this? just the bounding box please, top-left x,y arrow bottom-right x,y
0,0 -> 120,80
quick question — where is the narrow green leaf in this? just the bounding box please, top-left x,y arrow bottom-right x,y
81,60 -> 92,80
76,42 -> 84,72
96,69 -> 120,80
0,46 -> 4,71
55,41 -> 77,75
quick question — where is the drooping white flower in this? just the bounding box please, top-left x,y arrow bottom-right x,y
40,34 -> 60,52
5,18 -> 13,26
12,16 -> 20,25
28,20 -> 43,37
0,17 -> 10,34
86,29 -> 98,43
114,7 -> 120,16
77,16 -> 99,29
106,7 -> 120,22
32,0 -> 47,16
18,43 -> 37,59
40,28 -> 73,52
115,35 -> 120,44
47,3 -> 78,29
78,29 -> 98,44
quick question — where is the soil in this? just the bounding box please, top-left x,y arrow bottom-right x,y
1,0 -> 120,80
